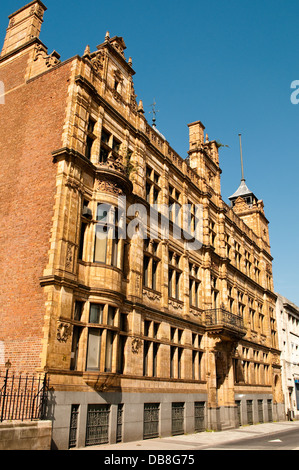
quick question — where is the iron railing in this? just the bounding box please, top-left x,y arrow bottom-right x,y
0,369 -> 48,422
205,308 -> 245,332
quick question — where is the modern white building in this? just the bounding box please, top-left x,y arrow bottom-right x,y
276,293 -> 299,420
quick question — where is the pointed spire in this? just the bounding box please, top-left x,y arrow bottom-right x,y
128,57 -> 133,67
83,45 -> 90,57
138,100 -> 144,114
105,31 -> 110,42
229,133 -> 257,206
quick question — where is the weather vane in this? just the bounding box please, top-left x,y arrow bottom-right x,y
149,99 -> 159,128
238,133 -> 245,182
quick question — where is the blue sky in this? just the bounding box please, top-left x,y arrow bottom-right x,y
1,0 -> 299,305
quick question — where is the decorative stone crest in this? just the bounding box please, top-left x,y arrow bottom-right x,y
57,322 -> 72,343
91,52 -> 105,75
131,337 -> 143,354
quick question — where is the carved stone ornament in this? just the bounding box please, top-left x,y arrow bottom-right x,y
65,176 -> 84,194
143,288 -> 161,302
91,52 -> 105,75
33,44 -> 61,68
233,196 -> 249,212
8,18 -> 15,28
57,322 -> 72,343
101,154 -> 126,174
96,180 -> 123,195
190,307 -> 203,318
131,337 -> 143,354
168,299 -> 183,310
110,38 -> 126,58
65,244 -> 73,269
30,4 -> 44,19
211,336 -> 223,353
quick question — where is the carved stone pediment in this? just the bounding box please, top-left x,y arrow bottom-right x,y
233,196 -> 249,212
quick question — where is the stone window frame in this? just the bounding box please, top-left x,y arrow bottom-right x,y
143,239 -> 161,292
168,250 -> 182,301
84,302 -> 120,373
93,203 -> 121,268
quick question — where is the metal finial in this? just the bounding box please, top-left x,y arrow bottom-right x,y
238,133 -> 245,181
149,99 -> 159,128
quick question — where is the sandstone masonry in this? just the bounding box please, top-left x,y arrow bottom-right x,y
0,1 -> 285,449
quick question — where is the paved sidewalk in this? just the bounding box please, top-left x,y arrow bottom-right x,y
78,420 -> 299,450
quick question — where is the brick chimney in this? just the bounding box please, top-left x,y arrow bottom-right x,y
1,1 -> 47,58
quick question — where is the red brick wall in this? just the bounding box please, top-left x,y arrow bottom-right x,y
0,52 -> 72,373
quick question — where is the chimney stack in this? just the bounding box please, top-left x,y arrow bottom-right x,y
1,1 -> 47,57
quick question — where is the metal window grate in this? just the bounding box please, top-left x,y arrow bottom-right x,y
258,399 -> 264,423
116,404 -> 123,443
194,401 -> 205,432
172,402 -> 184,436
69,404 -> 80,448
143,403 -> 160,439
246,400 -> 253,425
85,404 -> 110,446
235,400 -> 242,426
267,399 -> 273,422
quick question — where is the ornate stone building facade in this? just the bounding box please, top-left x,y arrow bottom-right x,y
0,1 -> 284,449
